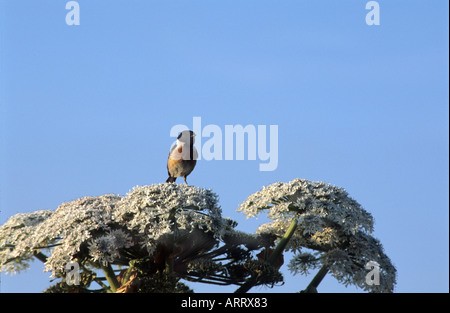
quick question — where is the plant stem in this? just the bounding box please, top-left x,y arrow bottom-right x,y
33,251 -> 48,263
101,263 -> 120,292
235,219 -> 298,293
122,261 -> 135,285
80,262 -> 112,292
94,277 -> 112,292
267,219 -> 298,265
301,265 -> 329,293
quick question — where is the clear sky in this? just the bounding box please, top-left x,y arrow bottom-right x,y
0,0 -> 448,293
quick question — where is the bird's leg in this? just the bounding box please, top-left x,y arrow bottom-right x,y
183,176 -> 188,185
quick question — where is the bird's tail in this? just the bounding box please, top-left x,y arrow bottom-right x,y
166,176 -> 176,183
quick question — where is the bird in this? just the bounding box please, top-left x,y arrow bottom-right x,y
166,130 -> 198,184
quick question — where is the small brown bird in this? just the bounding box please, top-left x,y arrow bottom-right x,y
166,130 -> 198,184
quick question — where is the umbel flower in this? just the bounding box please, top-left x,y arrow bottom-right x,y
0,185 -> 229,275
238,178 -> 396,292
0,194 -> 123,276
1,179 -> 396,293
0,184 -> 274,292
0,210 -> 53,274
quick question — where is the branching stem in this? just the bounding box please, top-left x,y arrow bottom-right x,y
101,263 -> 120,292
301,265 -> 329,293
235,219 -> 298,293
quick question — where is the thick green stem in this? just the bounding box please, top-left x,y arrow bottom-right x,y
122,262 -> 135,285
101,263 -> 120,292
301,265 -> 329,293
267,219 -> 298,265
235,219 -> 298,293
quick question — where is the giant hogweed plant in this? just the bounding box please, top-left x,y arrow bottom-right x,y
0,179 -> 396,293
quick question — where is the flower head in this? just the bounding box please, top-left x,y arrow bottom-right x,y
0,210 -> 53,273
1,184 -> 229,278
238,178 -> 373,235
239,179 -> 396,292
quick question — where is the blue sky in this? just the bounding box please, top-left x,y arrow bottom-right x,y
0,1 -> 448,293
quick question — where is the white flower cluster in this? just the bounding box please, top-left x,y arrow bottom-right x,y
287,231 -> 397,292
0,210 -> 53,273
239,178 -> 374,235
87,229 -> 133,266
0,184 -> 228,277
238,178 -> 396,292
1,179 -> 397,293
113,184 -> 226,256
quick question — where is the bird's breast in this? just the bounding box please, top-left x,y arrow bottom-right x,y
170,144 -> 198,161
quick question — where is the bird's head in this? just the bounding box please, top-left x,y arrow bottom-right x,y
177,130 -> 196,145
